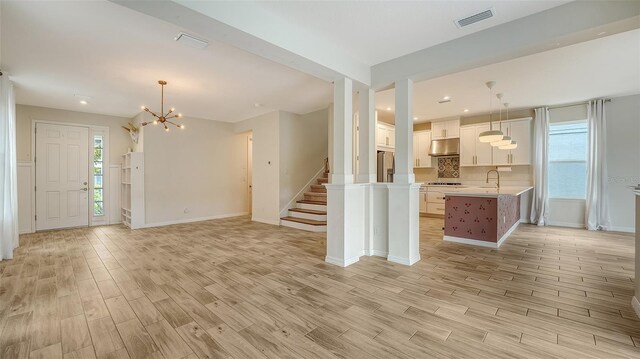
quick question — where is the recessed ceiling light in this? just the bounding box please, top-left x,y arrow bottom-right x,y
463,109 -> 469,113
443,96 -> 450,100
386,107 -> 392,111
79,100 -> 88,105
254,103 -> 263,108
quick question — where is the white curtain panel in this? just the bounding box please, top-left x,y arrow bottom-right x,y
585,99 -> 610,231
530,107 -> 549,226
0,73 -> 19,260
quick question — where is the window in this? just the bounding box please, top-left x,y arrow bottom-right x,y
93,135 -> 104,216
548,121 -> 588,199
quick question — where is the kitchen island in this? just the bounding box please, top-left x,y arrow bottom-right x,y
442,186 -> 533,248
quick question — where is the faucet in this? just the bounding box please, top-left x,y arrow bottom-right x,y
486,169 -> 500,189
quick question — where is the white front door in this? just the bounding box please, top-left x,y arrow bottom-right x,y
36,123 -> 90,230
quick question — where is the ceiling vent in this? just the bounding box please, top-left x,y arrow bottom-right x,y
455,8 -> 495,28
175,32 -> 209,49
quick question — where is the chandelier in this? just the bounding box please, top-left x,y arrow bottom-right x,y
140,80 -> 184,131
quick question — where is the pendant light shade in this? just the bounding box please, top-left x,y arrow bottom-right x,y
491,135 -> 512,147
498,140 -> 518,150
479,81 -> 503,143
479,130 -> 505,143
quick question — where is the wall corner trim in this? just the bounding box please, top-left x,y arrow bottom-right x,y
632,296 -> 640,319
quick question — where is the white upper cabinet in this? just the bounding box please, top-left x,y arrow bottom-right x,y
507,119 -> 531,165
431,118 -> 460,139
376,122 -> 395,150
459,123 -> 492,166
413,130 -> 432,168
491,118 -> 532,166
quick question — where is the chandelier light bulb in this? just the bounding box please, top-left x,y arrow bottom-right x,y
164,126 -> 169,132
153,120 -> 158,125
141,105 -> 146,110
170,107 -> 175,112
180,124 -> 185,129
177,113 -> 182,118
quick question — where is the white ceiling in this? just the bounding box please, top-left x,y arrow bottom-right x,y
1,1 -> 333,121
375,29 -> 640,121
254,1 -> 569,66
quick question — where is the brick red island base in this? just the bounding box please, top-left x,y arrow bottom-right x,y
444,194 -> 521,248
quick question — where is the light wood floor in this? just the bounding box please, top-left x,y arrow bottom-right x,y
1,216 -> 638,359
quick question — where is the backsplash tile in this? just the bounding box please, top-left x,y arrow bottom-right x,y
438,157 -> 460,178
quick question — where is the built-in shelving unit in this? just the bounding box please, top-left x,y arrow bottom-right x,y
121,152 -> 144,229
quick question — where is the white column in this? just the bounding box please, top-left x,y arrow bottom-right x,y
388,78 -> 421,265
357,88 -> 376,183
330,78 -> 353,185
356,88 -> 376,256
326,78 -> 364,267
394,78 -> 415,184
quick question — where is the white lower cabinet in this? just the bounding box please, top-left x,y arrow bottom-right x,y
425,186 -> 451,216
419,190 -> 427,213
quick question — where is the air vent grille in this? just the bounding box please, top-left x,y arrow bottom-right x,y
455,8 -> 495,28
175,32 -> 209,49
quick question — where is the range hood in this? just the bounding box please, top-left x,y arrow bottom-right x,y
428,138 -> 460,157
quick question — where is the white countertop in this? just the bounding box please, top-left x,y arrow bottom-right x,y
444,186 -> 533,197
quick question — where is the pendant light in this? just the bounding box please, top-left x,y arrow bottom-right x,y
493,101 -> 514,147
140,80 -> 185,131
498,102 -> 518,149
490,93 -> 506,147
478,81 -> 504,143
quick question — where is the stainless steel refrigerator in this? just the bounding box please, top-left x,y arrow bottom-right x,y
377,151 -> 394,182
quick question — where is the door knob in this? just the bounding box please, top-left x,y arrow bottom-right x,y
81,188 -> 88,191
83,182 -> 88,185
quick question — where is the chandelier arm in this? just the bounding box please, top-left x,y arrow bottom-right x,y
166,120 -> 181,127
165,109 -> 174,118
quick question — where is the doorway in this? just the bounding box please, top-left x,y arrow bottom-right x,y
35,123 -> 90,230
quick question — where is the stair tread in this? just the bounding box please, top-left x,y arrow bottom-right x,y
297,200 -> 327,205
305,192 -> 327,196
289,208 -> 327,215
281,216 -> 327,226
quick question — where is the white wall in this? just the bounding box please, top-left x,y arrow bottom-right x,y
15,105 -> 131,231
607,94 -> 640,232
234,111 -> 281,225
279,108 -> 328,212
16,105 -> 130,164
142,115 -> 248,226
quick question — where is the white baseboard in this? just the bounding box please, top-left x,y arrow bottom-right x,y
280,219 -> 326,232
632,296 -> 640,319
444,235 -> 499,248
546,221 -> 584,229
325,255 -> 360,267
369,250 -> 388,257
444,220 -> 519,249
142,212 -> 249,228
252,217 -> 281,226
387,254 -> 421,266
609,226 -> 635,233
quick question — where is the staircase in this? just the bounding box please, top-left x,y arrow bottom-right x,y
280,168 -> 328,232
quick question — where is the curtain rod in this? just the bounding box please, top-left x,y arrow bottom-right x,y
548,99 -> 611,110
